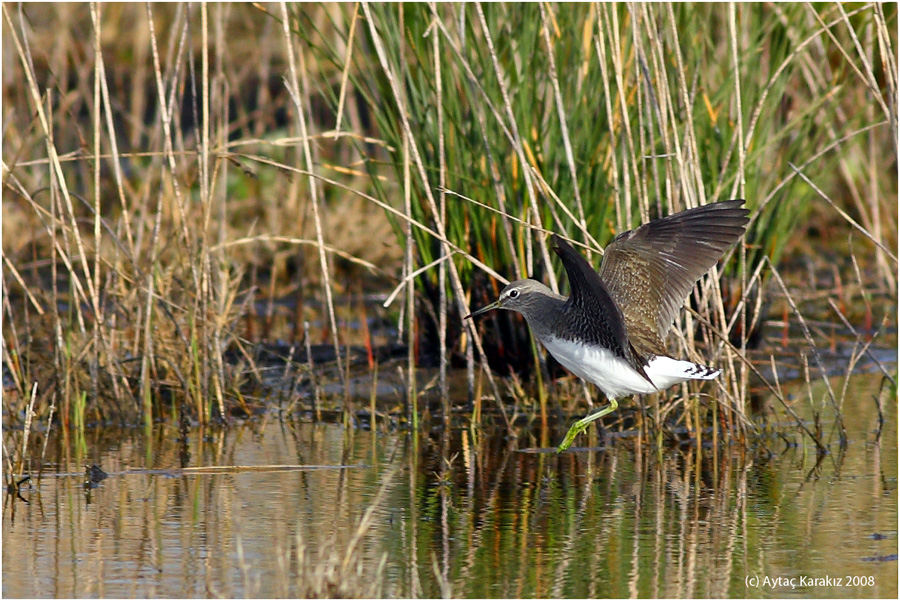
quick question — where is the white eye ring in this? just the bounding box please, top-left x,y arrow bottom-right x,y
508,289 -> 519,299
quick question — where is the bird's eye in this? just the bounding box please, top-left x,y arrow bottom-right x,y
508,289 -> 519,299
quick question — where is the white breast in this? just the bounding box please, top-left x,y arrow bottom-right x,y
541,336 -> 719,400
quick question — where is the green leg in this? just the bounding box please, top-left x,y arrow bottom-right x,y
556,398 -> 619,452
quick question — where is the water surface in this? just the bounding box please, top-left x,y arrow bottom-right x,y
3,376 -> 896,598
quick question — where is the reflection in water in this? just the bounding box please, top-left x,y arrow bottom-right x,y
3,377 -> 897,598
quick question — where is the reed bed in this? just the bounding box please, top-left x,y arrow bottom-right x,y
2,3 -> 896,465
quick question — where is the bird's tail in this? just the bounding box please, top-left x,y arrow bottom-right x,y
645,356 -> 720,388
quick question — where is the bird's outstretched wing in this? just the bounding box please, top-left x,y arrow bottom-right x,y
597,200 -> 749,354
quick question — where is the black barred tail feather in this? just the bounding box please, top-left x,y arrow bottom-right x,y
645,356 -> 720,388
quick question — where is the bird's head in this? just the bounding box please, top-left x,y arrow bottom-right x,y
465,279 -> 550,319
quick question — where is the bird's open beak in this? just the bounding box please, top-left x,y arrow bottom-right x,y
464,299 -> 502,319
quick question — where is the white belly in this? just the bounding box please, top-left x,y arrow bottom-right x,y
541,336 -> 719,400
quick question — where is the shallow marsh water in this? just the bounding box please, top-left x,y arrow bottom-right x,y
3,375 -> 896,598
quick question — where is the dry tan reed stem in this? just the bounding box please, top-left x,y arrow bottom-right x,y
397,7 -> 418,423
633,6 -> 659,219
37,395 -> 56,482
8,7 -> 98,419
831,4 -> 891,119
89,4 -> 129,408
759,121 -> 888,209
1,297 -> 25,400
873,3 -> 898,149
525,166 -> 606,248
2,254 -> 43,315
728,3 -> 750,417
91,3 -> 102,318
636,15 -> 655,213
90,4 -> 135,254
280,3 -> 346,397
743,4 -> 873,155
593,18 -> 620,220
430,2 -> 450,407
384,254 -> 454,309
465,81 -> 522,279
334,4 -> 360,133
218,236 -> 380,272
442,188 -> 596,254
205,4 -> 233,420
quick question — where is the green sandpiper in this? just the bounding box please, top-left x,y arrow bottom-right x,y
467,200 -> 750,451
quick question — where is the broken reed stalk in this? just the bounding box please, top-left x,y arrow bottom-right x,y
13,383 -> 39,481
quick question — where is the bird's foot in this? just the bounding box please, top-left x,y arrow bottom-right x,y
556,398 -> 619,452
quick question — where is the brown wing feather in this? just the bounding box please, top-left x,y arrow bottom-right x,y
597,200 -> 749,355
